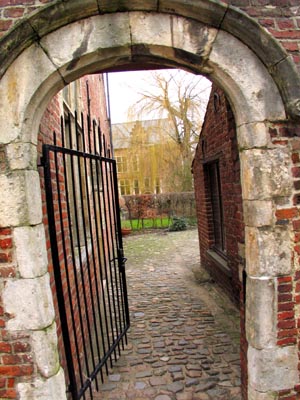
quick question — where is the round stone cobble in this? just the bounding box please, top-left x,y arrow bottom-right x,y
92,230 -> 241,399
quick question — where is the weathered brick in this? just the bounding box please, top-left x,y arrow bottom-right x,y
278,19 -> 296,30
292,167 -> 300,178
0,342 -> 11,353
277,328 -> 297,338
278,284 -> 293,293
0,365 -> 33,377
0,238 -> 12,250
278,302 -> 294,311
278,276 -> 293,284
277,337 -> 297,346
276,208 -> 298,219
3,7 -> 25,18
278,311 -> 295,320
0,267 -> 15,278
12,342 -> 30,353
293,220 -> 300,231
0,228 -> 11,236
277,320 -> 295,329
0,388 -> 17,399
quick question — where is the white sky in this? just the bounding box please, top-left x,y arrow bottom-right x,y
107,69 -> 212,124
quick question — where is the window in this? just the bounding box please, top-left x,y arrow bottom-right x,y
144,177 -> 151,193
206,161 -> 226,255
133,179 -> 140,195
116,156 -> 128,173
132,155 -> 139,172
155,178 -> 161,194
119,179 -> 131,196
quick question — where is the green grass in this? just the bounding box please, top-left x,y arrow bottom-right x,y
121,216 -> 197,231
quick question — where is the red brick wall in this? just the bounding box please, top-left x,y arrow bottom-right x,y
193,85 -> 244,303
193,85 -> 247,398
263,123 -> 300,400
0,228 -> 34,399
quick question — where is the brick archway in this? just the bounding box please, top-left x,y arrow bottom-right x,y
0,3 -> 300,399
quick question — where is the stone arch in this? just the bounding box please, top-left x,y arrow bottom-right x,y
0,3 -> 300,400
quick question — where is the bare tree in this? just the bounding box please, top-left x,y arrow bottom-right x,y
128,70 -> 211,191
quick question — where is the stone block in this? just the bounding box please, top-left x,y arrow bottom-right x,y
248,344 -> 298,392
221,7 -> 284,68
17,368 -> 66,400
243,200 -> 274,227
41,13 -> 131,78
237,123 -> 271,150
29,0 -> 99,38
208,31 -> 285,126
159,0 -> 227,27
130,12 -> 172,47
0,20 -> 38,80
171,16 -> 217,59
246,277 -> 276,349
13,224 -> 48,279
270,56 -> 300,122
0,171 -> 42,227
7,142 -> 37,170
240,149 -> 292,201
3,273 -> 55,331
0,43 -> 62,145
31,323 -> 60,378
98,0 -> 158,13
245,226 -> 292,277
248,386 -> 278,400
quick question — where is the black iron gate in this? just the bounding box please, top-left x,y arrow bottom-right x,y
42,112 -> 130,399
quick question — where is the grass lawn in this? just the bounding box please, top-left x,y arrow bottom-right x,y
121,217 -> 197,231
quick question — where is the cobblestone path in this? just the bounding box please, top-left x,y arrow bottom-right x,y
94,229 -> 241,400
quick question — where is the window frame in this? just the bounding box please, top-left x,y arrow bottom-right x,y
204,159 -> 227,258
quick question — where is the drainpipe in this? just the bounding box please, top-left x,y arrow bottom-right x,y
104,72 -> 114,158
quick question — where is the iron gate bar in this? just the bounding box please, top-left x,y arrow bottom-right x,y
60,119 -> 87,394
111,159 -> 130,331
104,155 -> 123,355
98,141 -> 120,361
91,121 -> 114,373
43,139 -> 79,399
74,112 -> 99,392
43,112 -> 130,400
67,115 -> 93,399
81,113 -> 107,383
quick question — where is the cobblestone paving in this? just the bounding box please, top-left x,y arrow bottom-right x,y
93,229 -> 241,400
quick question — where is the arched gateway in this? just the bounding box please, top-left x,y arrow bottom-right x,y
0,1 -> 300,399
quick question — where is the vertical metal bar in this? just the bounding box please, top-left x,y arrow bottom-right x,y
68,112 -> 91,399
60,118 -> 85,392
97,125 -> 118,364
88,119 -> 112,377
105,159 -> 124,353
111,160 -> 130,329
43,144 -> 78,400
80,112 -> 103,388
74,111 -> 96,397
101,153 -> 122,359
92,120 -> 113,374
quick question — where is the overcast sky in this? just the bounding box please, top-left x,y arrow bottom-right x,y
106,70 -> 211,124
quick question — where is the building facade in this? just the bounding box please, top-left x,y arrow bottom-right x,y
113,118 -> 191,196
